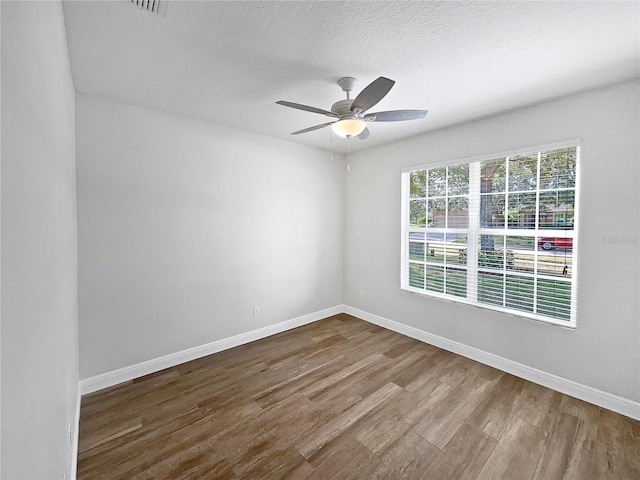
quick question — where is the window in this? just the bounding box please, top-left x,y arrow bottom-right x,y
401,144 -> 579,326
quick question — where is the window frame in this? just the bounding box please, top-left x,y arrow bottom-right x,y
400,140 -> 580,328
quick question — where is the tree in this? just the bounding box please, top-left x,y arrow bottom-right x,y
480,159 -> 505,250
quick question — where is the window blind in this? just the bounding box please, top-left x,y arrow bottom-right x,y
401,145 -> 579,326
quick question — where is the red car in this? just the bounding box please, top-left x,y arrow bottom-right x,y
538,237 -> 573,250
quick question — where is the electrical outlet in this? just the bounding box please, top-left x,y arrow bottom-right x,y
359,290 -> 365,300
252,306 -> 260,317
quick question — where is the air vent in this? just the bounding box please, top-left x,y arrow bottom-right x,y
130,0 -> 167,16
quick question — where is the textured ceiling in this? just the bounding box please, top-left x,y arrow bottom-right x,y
63,1 -> 640,153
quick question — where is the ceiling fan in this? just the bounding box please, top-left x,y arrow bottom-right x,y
276,77 -> 428,140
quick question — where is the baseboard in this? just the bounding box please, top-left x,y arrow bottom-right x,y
344,305 -> 640,421
71,386 -> 81,479
80,305 -> 343,395
79,303 -> 640,421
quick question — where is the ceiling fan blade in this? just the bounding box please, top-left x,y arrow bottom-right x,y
364,110 -> 428,122
276,100 -> 338,118
350,77 -> 395,114
291,122 -> 335,135
357,127 -> 370,140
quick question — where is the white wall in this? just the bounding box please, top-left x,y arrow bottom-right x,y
345,82 -> 640,403
1,1 -> 79,478
76,94 -> 344,379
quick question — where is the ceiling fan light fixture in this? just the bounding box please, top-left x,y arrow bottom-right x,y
331,118 -> 366,138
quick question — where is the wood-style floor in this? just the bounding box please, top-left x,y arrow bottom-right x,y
77,314 -> 640,479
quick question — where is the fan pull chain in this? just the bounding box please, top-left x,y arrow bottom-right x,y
330,124 -> 333,161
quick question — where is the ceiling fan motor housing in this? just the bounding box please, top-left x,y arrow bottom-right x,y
331,99 -> 356,118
